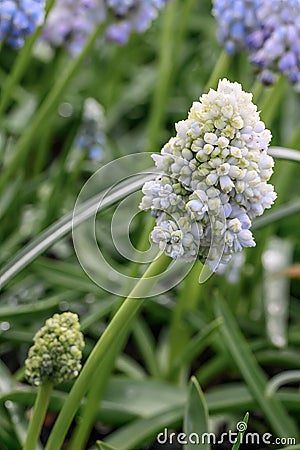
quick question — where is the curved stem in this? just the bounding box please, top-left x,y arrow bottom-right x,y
45,253 -> 171,450
266,371 -> 300,398
24,382 -> 53,450
268,122 -> 300,207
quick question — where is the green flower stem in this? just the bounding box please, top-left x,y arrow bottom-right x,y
175,0 -> 197,53
168,259 -> 203,379
128,216 -> 155,280
45,253 -> 171,450
204,50 -> 231,92
259,75 -> 287,127
68,327 -> 129,450
146,0 -> 178,152
24,381 -> 53,450
0,0 -> 55,118
251,79 -> 263,104
0,20 -> 107,194
32,116 -> 54,177
67,216 -> 155,450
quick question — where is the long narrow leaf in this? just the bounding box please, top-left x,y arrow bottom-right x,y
0,172 -> 155,289
269,146 -> 300,163
253,199 -> 300,230
215,295 -> 298,440
170,318 -> 222,374
96,442 -> 117,450
105,407 -> 183,450
184,376 -> 210,450
0,291 -> 70,320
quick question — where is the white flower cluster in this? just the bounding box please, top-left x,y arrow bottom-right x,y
140,79 -> 276,269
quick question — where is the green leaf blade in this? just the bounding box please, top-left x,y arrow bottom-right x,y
183,376 -> 210,450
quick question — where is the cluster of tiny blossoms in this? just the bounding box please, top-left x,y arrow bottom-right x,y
42,0 -> 170,55
42,0 -> 105,56
74,97 -> 106,161
212,0 -> 260,55
140,79 -> 276,269
25,312 -> 84,386
213,0 -> 300,87
0,0 -> 45,48
247,0 -> 300,86
105,0 -> 170,44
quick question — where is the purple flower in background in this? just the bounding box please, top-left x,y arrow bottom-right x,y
42,0 -> 105,55
42,0 -> 170,55
247,0 -> 300,87
213,0 -> 300,88
106,0 -> 170,45
0,0 -> 45,48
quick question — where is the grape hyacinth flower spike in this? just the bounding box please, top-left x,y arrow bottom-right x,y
105,0 -> 171,45
213,0 -> 300,88
212,0 -> 261,55
140,79 -> 276,270
0,0 -> 46,48
42,0 -> 170,55
24,312 -> 84,450
247,0 -> 300,87
25,312 -> 84,386
41,0 -> 106,56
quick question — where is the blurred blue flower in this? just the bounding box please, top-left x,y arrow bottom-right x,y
106,0 -> 170,45
0,0 -> 45,48
42,0 -> 105,55
247,0 -> 300,87
212,0 -> 261,54
213,0 -> 300,88
42,0 -> 170,55
74,98 -> 106,161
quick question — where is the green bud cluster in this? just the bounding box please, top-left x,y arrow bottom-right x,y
25,312 -> 85,386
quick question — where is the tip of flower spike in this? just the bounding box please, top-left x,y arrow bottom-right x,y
25,312 -> 85,386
